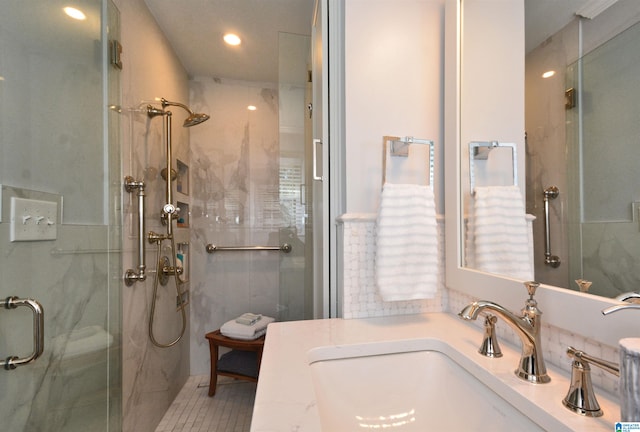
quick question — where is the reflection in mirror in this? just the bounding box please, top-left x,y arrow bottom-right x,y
459,0 -> 528,282
461,0 -> 640,298
524,1 -> 640,297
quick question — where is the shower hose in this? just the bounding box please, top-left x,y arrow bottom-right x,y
149,232 -> 187,348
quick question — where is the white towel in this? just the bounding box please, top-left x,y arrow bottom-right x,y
469,185 -> 533,280
235,313 -> 262,326
221,315 -> 275,340
375,183 -> 439,301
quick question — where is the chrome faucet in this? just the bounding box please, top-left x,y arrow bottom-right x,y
562,346 -> 619,417
602,293 -> 640,315
458,281 -> 551,383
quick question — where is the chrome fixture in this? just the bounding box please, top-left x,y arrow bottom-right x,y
602,300 -> 640,315
144,98 -> 209,348
458,281 -> 551,383
205,243 -> 292,254
562,346 -> 619,417
469,141 -> 518,195
543,186 -> 561,268
601,292 -> 640,315
478,314 -> 502,358
575,279 -> 592,293
124,176 -> 147,286
613,291 -> 640,304
1,296 -> 44,370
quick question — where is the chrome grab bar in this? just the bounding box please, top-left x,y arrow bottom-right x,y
205,243 -> 292,254
543,186 -> 561,268
1,296 -> 44,370
124,176 -> 147,285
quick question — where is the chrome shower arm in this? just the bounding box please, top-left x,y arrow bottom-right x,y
161,98 -> 192,114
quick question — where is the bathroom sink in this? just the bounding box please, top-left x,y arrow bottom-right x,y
308,340 -> 544,431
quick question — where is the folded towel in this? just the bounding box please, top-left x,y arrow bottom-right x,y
221,315 -> 275,340
221,328 -> 268,341
235,313 -> 262,326
469,185 -> 533,280
375,183 -> 439,301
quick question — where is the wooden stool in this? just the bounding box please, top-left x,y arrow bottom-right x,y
205,329 -> 265,396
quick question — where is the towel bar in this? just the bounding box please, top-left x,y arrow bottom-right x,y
382,136 -> 434,189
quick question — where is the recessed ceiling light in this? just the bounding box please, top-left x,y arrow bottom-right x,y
64,6 -> 87,20
247,105 -> 257,111
224,33 -> 242,46
542,70 -> 555,79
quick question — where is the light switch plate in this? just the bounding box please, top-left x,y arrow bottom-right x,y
10,197 -> 58,241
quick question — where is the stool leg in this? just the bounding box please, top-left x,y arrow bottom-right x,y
208,341 -> 219,396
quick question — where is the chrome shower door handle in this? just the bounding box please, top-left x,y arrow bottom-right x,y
1,296 -> 44,370
313,139 -> 323,181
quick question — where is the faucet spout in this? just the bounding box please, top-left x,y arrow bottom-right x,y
459,292 -> 550,384
614,292 -> 640,304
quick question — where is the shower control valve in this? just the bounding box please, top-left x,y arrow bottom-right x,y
163,203 -> 177,215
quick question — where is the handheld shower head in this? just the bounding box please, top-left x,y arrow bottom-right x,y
160,98 -> 210,127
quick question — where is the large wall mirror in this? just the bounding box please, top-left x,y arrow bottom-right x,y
444,0 -> 637,348
459,0 -> 640,299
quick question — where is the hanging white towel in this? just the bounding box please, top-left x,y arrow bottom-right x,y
221,315 -> 275,340
375,183 -> 439,301
469,185 -> 533,280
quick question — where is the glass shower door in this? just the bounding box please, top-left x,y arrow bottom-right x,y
0,1 -> 121,430
277,32 -> 315,320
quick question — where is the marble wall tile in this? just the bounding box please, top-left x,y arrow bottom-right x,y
114,0 -> 192,430
0,218 -> 114,431
188,77 -> 285,376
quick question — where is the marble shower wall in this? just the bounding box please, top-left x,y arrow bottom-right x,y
188,77 -> 284,376
114,0 -> 191,431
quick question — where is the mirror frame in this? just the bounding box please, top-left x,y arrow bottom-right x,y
443,0 -> 633,348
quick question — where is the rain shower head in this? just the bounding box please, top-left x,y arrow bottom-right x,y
160,98 -> 210,127
183,112 -> 210,127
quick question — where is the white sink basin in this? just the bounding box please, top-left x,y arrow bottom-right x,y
308,339 -> 544,431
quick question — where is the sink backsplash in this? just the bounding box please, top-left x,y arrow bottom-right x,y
339,213 -> 447,319
338,212 -> 619,398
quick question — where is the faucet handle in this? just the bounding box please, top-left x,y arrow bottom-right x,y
524,281 -> 540,299
479,314 -> 502,358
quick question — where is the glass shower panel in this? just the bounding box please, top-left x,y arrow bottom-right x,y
0,1 -> 121,430
580,21 -> 640,223
566,20 -> 640,297
277,32 -> 314,321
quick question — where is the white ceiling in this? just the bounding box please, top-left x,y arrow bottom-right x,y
144,0 -> 604,82
144,0 -> 315,83
525,0 -> 599,53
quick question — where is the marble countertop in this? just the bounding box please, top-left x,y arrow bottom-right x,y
251,313 -> 618,431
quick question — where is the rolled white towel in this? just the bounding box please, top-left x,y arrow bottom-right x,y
220,315 -> 275,340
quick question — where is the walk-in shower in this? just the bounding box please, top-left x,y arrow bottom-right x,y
125,98 -> 209,348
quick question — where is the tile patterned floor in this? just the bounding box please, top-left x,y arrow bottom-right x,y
155,375 -> 257,432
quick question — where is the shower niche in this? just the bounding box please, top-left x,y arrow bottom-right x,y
176,159 -> 189,195
177,201 -> 189,228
